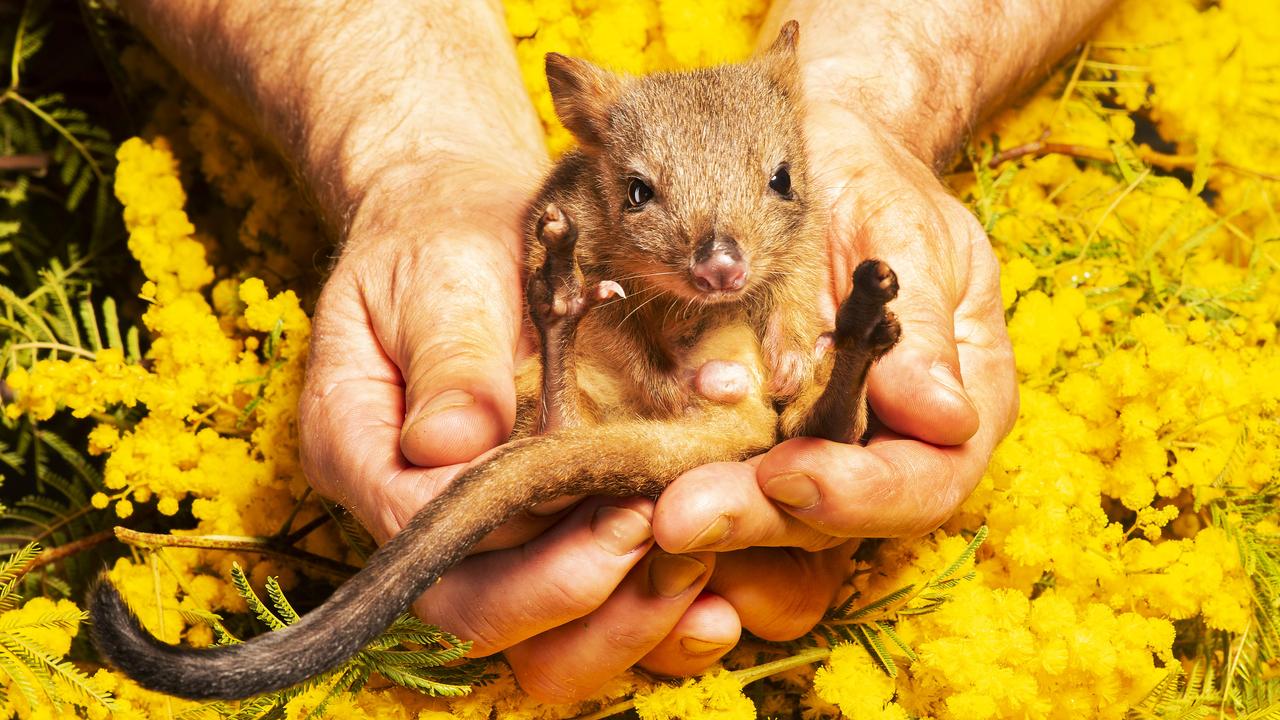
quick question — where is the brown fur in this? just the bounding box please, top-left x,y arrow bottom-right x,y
87,21 -> 900,700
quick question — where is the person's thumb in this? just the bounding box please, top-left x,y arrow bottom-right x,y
388,239 -> 521,467
866,273 -> 979,446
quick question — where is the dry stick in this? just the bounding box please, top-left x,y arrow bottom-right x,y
113,527 -> 359,580
574,646 -> 834,720
0,153 -> 48,173
12,528 -> 116,581
985,139 -> 1280,182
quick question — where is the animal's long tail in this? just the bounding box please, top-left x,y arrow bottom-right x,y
87,407 -> 772,700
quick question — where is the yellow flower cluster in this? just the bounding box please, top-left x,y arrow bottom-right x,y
5,0 -> 1279,717
631,669 -> 755,720
0,597 -> 88,719
3,137 -> 340,713
503,0 -> 768,153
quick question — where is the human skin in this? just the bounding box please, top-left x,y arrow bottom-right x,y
117,0 -> 1111,703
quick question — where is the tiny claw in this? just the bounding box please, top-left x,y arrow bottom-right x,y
595,281 -> 626,301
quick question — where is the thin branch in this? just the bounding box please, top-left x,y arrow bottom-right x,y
983,139 -> 1280,182
0,154 -> 48,174
8,0 -> 30,91
9,341 -> 96,359
272,486 -> 313,540
2,90 -> 106,184
574,646 -> 835,720
112,527 -> 360,580
279,513 -> 331,547
11,528 -> 114,581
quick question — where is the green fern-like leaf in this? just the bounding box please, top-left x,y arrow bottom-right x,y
810,527 -> 989,679
210,563 -> 485,711
0,543 -> 115,712
0,543 -> 41,611
229,563 -> 288,631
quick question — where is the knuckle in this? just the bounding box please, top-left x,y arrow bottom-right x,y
522,550 -> 613,619
432,598 -> 513,658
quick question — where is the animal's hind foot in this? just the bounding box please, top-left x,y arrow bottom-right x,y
834,259 -> 901,359
527,204 -> 624,332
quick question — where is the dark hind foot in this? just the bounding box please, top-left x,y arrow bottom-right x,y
834,259 -> 901,358
789,259 -> 901,444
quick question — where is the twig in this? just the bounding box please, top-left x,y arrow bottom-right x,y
983,139 -> 1280,182
12,528 -> 115,580
0,153 -> 48,174
574,646 -> 834,720
113,527 -> 359,580
279,512 -> 331,547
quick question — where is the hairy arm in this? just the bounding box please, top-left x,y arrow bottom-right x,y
116,0 -> 546,232
782,0 -> 1113,168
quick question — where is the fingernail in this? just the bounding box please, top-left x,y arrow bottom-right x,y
592,506 -> 653,556
929,362 -> 967,398
762,472 -> 820,509
410,389 -> 475,429
649,552 -> 707,598
680,637 -> 732,656
682,513 -> 732,551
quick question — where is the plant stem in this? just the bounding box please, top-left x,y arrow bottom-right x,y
730,645 -> 832,687
0,154 -> 48,173
983,139 -> 1280,182
2,90 -> 106,183
12,528 -> 115,581
113,527 -> 359,580
574,646 -> 834,720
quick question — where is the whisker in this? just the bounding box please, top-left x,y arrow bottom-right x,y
619,293 -> 661,327
594,285 -> 657,311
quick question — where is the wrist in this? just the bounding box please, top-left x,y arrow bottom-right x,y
799,49 -> 976,171
342,159 -> 537,264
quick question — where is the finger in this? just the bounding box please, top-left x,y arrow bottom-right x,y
653,461 -> 843,553
365,234 -> 522,467
836,193 -> 980,446
412,496 -> 655,658
637,592 -> 741,677
504,548 -> 714,703
707,545 -> 851,641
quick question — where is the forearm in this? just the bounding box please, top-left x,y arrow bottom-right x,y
116,0 -> 547,238
765,0 -> 1114,168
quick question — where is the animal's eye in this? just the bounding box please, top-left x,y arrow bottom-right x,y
769,165 -> 793,198
626,178 -> 654,209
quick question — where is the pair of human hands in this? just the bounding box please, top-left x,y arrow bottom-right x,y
297,93 -> 1016,700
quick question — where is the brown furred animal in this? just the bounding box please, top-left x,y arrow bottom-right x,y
87,21 -> 901,700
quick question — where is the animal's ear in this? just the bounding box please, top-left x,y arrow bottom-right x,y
759,20 -> 801,97
545,53 -> 621,149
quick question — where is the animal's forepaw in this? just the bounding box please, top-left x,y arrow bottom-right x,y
834,259 -> 902,357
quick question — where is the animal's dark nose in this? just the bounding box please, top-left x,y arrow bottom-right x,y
691,236 -> 748,292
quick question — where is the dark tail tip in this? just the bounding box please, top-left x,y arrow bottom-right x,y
86,574 -> 249,700
86,575 -> 174,688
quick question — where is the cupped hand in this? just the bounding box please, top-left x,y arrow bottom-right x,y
298,172 -> 767,702
642,105 -> 1019,673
